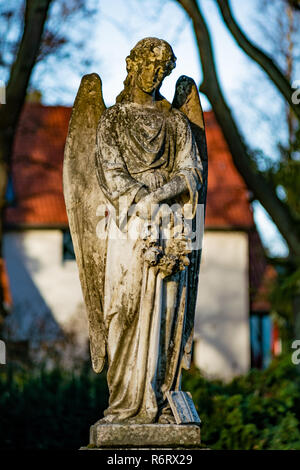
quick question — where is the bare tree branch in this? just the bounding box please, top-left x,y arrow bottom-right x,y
176,0 -> 300,257
216,0 -> 300,121
0,0 -> 52,133
288,0 -> 300,11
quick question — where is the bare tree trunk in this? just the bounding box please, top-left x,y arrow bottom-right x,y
0,0 -> 52,326
176,0 -> 300,258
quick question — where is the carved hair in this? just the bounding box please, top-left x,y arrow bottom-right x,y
116,37 -> 176,103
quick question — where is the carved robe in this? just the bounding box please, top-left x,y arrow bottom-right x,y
95,101 -> 202,423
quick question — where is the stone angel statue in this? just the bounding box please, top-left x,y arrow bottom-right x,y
63,37 -> 208,425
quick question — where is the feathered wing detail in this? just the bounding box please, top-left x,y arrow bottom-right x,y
63,73 -> 107,373
172,75 -> 208,371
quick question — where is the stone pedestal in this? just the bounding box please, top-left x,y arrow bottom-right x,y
86,422 -> 201,449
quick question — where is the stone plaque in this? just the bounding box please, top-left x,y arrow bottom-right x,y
166,391 -> 201,425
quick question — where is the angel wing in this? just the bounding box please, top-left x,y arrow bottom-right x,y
63,73 -> 107,373
172,75 -> 208,370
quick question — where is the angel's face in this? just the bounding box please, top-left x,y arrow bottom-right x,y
135,46 -> 175,94
136,62 -> 167,94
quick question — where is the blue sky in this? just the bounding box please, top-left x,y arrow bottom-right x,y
30,0 -> 292,257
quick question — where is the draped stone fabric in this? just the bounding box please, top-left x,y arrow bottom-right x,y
95,100 -> 203,423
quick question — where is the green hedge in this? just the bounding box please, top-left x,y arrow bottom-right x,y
0,365 -> 109,450
0,355 -> 299,450
183,355 -> 300,450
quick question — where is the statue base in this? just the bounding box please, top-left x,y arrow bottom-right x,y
85,422 -> 201,449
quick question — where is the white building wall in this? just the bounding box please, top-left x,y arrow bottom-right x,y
194,231 -> 250,381
3,230 -> 88,349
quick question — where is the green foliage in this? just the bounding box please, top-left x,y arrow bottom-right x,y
182,355 -> 300,450
0,364 -> 109,450
1,355 -> 300,449
269,265 -> 300,342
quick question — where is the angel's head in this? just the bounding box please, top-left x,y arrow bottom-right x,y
116,37 -> 176,102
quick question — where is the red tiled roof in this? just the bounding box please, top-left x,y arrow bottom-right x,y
4,104 -> 254,229
5,104 -> 71,226
204,111 -> 254,229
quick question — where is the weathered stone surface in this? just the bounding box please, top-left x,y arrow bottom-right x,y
166,391 -> 201,425
89,423 -> 201,448
63,37 -> 208,428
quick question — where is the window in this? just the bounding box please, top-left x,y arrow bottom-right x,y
250,314 -> 272,369
62,229 -> 75,261
5,173 -> 15,206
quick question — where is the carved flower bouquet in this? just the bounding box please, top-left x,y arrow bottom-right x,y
141,215 -> 192,279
